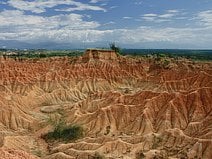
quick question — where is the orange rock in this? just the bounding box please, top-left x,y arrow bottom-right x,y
0,149 -> 39,159
0,53 -> 211,159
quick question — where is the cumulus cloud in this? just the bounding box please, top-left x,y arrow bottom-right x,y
1,26 -> 212,48
7,0 -> 106,13
0,10 -> 100,30
0,10 -> 212,48
0,9 -> 101,42
0,8 -> 212,48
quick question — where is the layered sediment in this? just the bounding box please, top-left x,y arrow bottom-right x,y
0,50 -> 211,159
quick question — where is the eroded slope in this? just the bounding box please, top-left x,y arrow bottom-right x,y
0,54 -> 211,159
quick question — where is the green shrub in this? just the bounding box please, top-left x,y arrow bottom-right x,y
39,53 -> 47,58
109,42 -> 121,54
43,117 -> 83,142
158,53 -> 166,58
43,124 -> 83,141
163,59 -> 170,69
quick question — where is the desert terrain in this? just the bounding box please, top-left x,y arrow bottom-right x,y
0,49 -> 211,159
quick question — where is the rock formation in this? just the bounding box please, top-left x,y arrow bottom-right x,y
0,50 -> 211,159
82,49 -> 119,62
0,149 -> 39,159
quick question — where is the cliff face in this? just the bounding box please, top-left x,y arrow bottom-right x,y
0,53 -> 211,159
82,49 -> 119,61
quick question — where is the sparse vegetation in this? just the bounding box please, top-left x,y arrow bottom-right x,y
1,48 -> 212,61
163,59 -> 170,68
152,134 -> 163,149
104,125 -> 111,135
136,151 -> 145,159
43,124 -> 83,141
32,149 -> 43,157
0,49 -> 83,59
109,42 -> 121,54
42,116 -> 84,142
39,53 -> 47,58
151,54 -> 171,69
120,49 -> 212,61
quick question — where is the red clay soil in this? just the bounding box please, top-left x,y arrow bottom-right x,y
0,149 -> 39,159
0,52 -> 211,159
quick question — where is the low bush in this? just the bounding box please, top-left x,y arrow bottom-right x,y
43,117 -> 83,142
43,124 -> 83,141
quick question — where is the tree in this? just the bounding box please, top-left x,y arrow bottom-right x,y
109,42 -> 121,54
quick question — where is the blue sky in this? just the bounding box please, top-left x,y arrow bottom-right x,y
0,0 -> 212,49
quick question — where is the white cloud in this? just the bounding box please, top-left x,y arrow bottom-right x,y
7,0 -> 106,13
107,26 -> 212,49
0,9 -> 103,43
197,10 -> 212,27
141,10 -> 180,23
142,16 -> 155,22
110,6 -> 118,9
1,25 -> 212,48
0,9 -> 212,48
90,0 -> 104,3
143,14 -> 158,17
167,10 -> 179,13
0,10 -> 44,27
158,13 -> 175,18
0,1 -> 7,5
55,5 -> 106,12
120,27 -> 193,43
103,21 -> 115,26
123,16 -> 133,19
142,14 -> 172,22
0,10 -> 100,32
